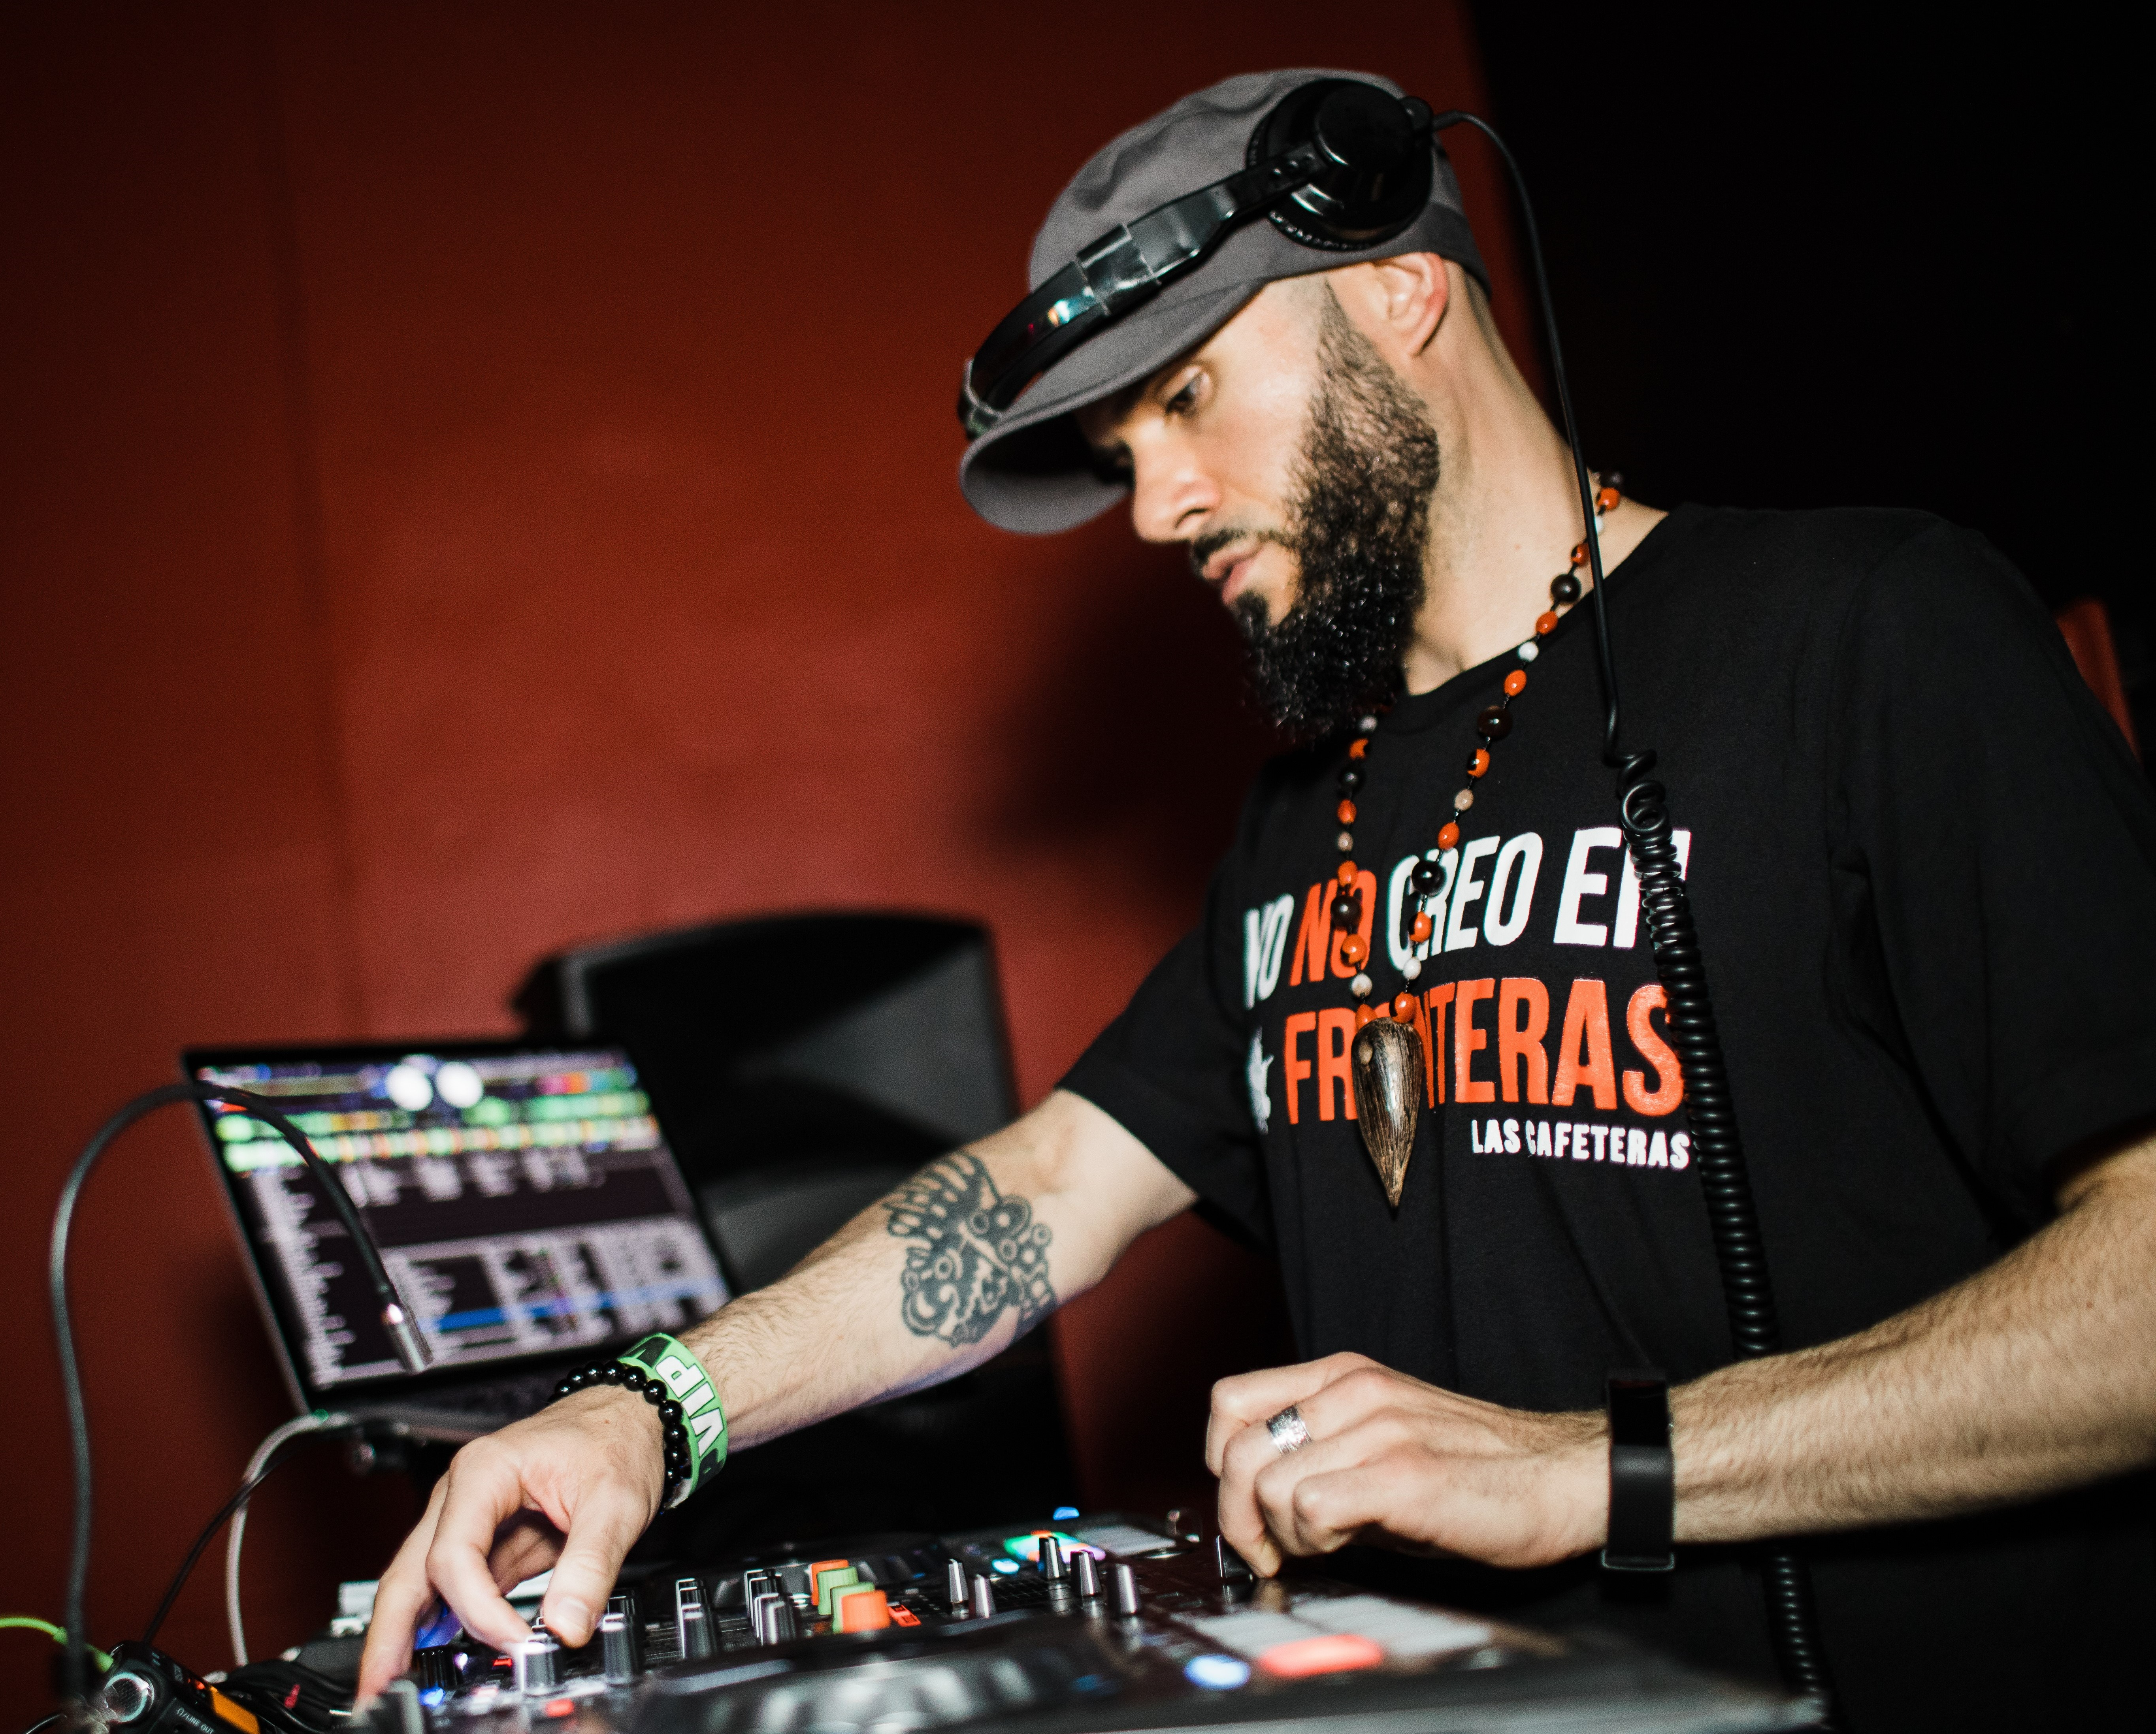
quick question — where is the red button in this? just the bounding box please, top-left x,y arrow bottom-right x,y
833,1587 -> 890,1632
1256,1634 -> 1386,1678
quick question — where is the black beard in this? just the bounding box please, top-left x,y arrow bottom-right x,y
1217,295 -> 1439,740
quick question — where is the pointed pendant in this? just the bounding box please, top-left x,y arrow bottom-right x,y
1352,1019 -> 1423,1208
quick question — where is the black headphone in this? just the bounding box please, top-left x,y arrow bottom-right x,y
957,79 -> 1436,439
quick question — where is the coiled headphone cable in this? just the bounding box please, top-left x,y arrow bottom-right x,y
1435,109 -> 1844,1730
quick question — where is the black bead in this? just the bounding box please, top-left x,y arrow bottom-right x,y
621,1367 -> 647,1390
1550,570 -> 1582,604
600,1363 -> 624,1384
1476,704 -> 1513,741
1331,894 -> 1357,925
642,1383 -> 665,1405
1411,860 -> 1442,891
1338,765 -> 1364,793
659,1399 -> 683,1421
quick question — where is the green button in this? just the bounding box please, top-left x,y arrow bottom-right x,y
815,1567 -> 860,1616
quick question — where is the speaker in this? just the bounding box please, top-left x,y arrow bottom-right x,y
514,911 -> 1077,1549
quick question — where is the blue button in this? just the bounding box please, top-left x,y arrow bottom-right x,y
991,1559 -> 1020,1575
1053,1506 -> 1080,1520
1184,1655 -> 1251,1691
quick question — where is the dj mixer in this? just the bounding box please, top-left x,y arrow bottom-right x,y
376,1515 -> 1815,1734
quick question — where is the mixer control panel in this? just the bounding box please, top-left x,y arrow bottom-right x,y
383,1515 -> 1812,1733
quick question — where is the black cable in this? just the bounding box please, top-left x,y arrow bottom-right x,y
1432,111 -> 1844,1730
49,1082 -> 406,1705
140,1430 -> 321,1649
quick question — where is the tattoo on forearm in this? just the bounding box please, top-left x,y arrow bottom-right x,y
882,1152 -> 1055,1346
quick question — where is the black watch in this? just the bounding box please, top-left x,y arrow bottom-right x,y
1602,1369 -> 1675,1572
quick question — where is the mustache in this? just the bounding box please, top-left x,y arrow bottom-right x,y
1188,526 -> 1290,582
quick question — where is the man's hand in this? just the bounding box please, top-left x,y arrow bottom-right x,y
356,1387 -> 665,1700
355,1092 -> 1195,1702
1208,1353 -> 1604,1577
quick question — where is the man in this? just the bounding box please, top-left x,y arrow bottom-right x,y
358,70 -> 2156,1729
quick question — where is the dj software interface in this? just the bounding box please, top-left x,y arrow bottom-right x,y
194,1049 -> 728,1390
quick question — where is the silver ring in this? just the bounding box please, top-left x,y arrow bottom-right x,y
1266,1405 -> 1311,1455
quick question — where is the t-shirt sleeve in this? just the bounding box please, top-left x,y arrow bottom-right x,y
1059,844 -> 1274,1249
1833,522 -> 2156,1222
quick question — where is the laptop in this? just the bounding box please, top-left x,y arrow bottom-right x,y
183,1038 -> 732,1439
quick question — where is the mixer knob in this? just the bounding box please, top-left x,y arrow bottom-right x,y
749,1591 -> 785,1642
675,1578 -> 716,1661
601,1602 -> 641,1685
1214,1536 -> 1251,1580
1040,1536 -> 1068,1581
969,1573 -> 997,1619
514,1634 -> 560,1696
945,1558 -> 970,1612
1110,1562 -> 1142,1618
1074,1550 -> 1102,1600
764,1600 -> 799,1643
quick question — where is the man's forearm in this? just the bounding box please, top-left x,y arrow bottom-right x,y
670,1089 -> 1194,1451
1673,1133 -> 2156,1542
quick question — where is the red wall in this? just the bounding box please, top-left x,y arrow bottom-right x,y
0,4 -> 1522,1705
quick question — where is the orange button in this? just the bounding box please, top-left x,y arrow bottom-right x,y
832,1587 -> 890,1632
1255,1634 -> 1386,1678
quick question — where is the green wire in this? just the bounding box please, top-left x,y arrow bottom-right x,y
1,1616 -> 111,1672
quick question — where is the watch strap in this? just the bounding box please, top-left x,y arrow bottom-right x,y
1602,1369 -> 1675,1572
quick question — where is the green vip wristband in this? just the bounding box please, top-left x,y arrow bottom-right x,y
551,1332 -> 730,1507
620,1333 -> 728,1506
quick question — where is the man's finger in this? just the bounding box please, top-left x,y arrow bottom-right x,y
1210,1353 -> 1373,1435
424,1448 -> 539,1653
358,1478 -> 450,1701
1215,1408 -> 1292,1575
541,1483 -> 653,1646
1283,1363 -> 1421,1446
1270,1459 -> 1394,1558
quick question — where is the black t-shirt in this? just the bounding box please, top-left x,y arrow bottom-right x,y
1062,505 -> 2156,1732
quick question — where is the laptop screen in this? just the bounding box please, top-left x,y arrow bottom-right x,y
185,1041 -> 730,1402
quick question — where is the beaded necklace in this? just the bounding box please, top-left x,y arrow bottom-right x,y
1340,479 -> 1625,1206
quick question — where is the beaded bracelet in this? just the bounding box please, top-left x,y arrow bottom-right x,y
550,1333 -> 727,1510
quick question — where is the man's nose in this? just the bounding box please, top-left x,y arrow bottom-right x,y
1125,438 -> 1218,546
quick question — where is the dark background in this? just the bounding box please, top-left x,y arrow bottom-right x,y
1475,1 -> 2150,753
2,2 -> 2141,1718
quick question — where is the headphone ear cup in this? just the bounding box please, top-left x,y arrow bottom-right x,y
1250,79 -> 1434,250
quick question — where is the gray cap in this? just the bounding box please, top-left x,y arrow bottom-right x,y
957,68 -> 1487,536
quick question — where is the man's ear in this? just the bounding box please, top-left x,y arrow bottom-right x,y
1339,252 -> 1450,358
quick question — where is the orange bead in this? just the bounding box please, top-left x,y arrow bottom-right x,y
1535,610 -> 1559,636
1392,992 -> 1418,1020
1596,485 -> 1621,514
1504,669 -> 1527,696
1437,821 -> 1460,851
1410,911 -> 1434,943
1570,541 -> 1589,566
1336,861 -> 1357,885
1336,799 -> 1357,825
1467,747 -> 1490,779
1355,1004 -> 1378,1028
1339,934 -> 1368,967
1348,737 -> 1368,759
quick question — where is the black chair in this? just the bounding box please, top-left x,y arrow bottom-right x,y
513,912 -> 1077,1553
